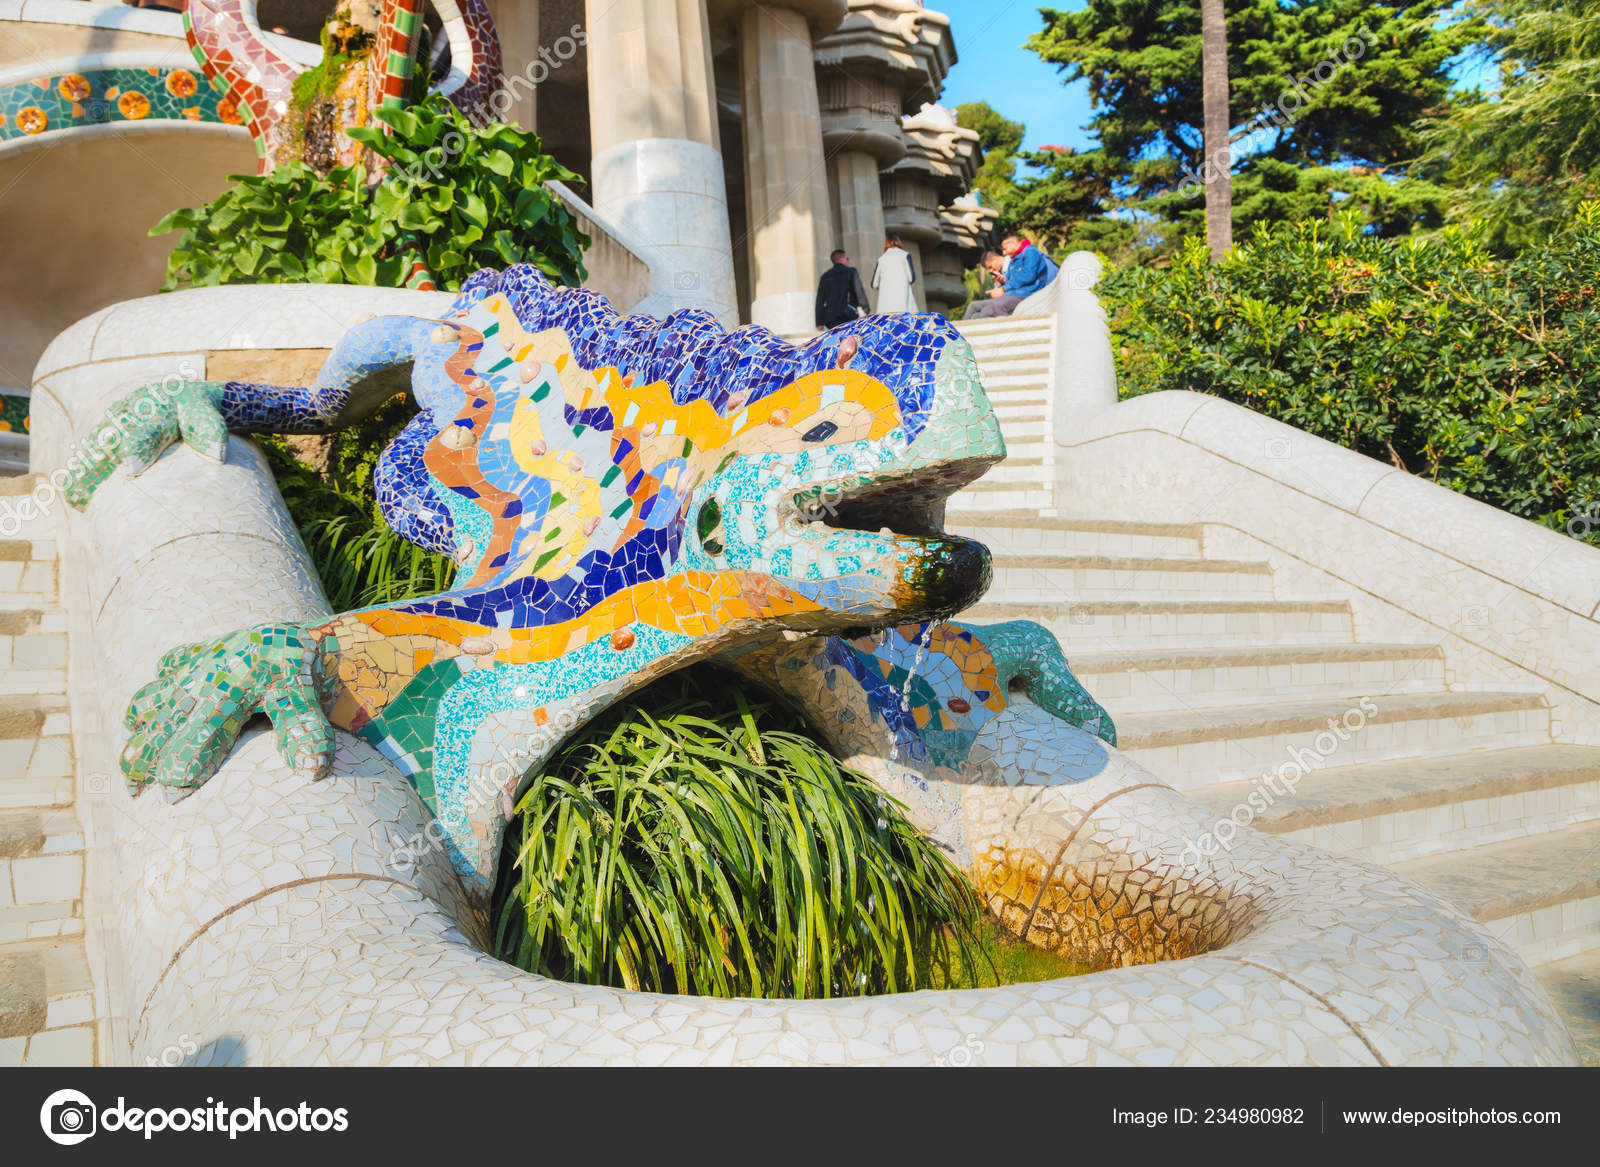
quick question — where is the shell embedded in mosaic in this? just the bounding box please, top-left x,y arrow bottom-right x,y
33,282 -> 1579,1065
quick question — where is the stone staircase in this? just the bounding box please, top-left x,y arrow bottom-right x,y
0,474 -> 97,1066
948,314 -> 1600,1061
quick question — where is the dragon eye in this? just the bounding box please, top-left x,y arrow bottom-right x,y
697,497 -> 725,556
801,420 -> 838,443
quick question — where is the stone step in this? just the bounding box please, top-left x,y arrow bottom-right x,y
961,317 -> 1052,337
1188,744 -> 1600,865
972,346 -> 1053,368
994,411 -> 1047,428
991,398 -> 1047,418
979,374 -> 1050,393
948,481 -> 1054,511
947,513 -> 1204,558
0,696 -> 74,811
0,939 -> 96,1066
965,596 -> 1354,649
0,610 -> 66,691
989,553 -> 1275,601
0,540 -> 56,601
1116,689 -> 1551,790
993,440 -> 1046,462
0,808 -> 85,944
1069,641 -> 1445,712
954,314 -> 1054,333
993,431 -> 1046,454
1393,818 -> 1600,966
1532,949 -> 1600,1066
980,458 -> 1051,486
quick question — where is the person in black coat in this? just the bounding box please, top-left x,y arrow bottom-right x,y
814,249 -> 870,330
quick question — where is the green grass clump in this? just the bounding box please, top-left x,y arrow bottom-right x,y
492,668 -> 995,999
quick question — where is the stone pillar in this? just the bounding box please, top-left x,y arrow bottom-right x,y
738,5 -> 835,333
812,2 -> 954,312
827,150 -> 888,302
1054,252 -> 1119,414
882,104 -> 982,316
585,0 -> 738,323
485,0 -> 537,130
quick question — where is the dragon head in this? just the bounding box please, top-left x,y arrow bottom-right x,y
396,265 -> 1003,640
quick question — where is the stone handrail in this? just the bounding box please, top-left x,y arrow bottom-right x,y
0,0 -> 322,70
26,284 -> 1576,1065
1010,251 -> 1117,417
1053,389 -> 1600,747
0,1 -> 654,317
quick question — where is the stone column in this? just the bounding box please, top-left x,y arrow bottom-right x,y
485,0 -> 537,130
738,4 -> 836,333
882,104 -> 981,315
813,2 -> 955,313
585,0 -> 738,323
827,150 -> 888,300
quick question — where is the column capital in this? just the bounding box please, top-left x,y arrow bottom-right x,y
707,0 -> 848,40
939,192 -> 999,260
884,103 -> 981,203
813,1 -> 956,108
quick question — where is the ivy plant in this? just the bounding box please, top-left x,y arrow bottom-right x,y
152,94 -> 588,292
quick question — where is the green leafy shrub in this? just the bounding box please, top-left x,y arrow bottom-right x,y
153,94 -> 588,291
1101,203 -> 1600,540
493,668 -> 989,999
258,396 -> 456,611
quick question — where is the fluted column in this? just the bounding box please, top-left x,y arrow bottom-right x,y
827,151 -> 888,305
484,0 -> 537,130
585,0 -> 738,323
739,5 -> 835,333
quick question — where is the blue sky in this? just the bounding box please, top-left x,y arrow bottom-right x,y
935,0 -> 1097,152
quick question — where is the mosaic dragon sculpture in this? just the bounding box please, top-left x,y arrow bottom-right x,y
65,267 -> 1114,916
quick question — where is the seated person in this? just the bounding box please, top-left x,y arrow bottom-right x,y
964,234 -> 1058,319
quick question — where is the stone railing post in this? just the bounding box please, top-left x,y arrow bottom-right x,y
1052,251 -> 1119,418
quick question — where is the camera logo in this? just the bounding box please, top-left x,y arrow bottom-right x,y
40,1088 -> 97,1145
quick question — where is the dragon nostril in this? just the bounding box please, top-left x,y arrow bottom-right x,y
801,420 -> 838,443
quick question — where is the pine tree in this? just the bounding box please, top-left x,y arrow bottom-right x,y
1423,0 -> 1600,251
1026,0 -> 1482,252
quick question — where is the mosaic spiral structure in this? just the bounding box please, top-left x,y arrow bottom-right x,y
182,0 -> 502,173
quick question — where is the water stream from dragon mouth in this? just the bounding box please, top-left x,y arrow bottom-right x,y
885,624 -> 931,772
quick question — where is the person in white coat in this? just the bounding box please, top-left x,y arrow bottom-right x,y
871,233 -> 918,314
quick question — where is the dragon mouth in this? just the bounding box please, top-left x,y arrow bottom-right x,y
787,456 -> 998,618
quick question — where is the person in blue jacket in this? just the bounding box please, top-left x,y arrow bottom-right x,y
964,233 -> 1059,319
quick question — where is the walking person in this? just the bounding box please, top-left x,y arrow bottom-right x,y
814,248 -> 870,330
871,233 -> 918,314
964,233 -> 1059,319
